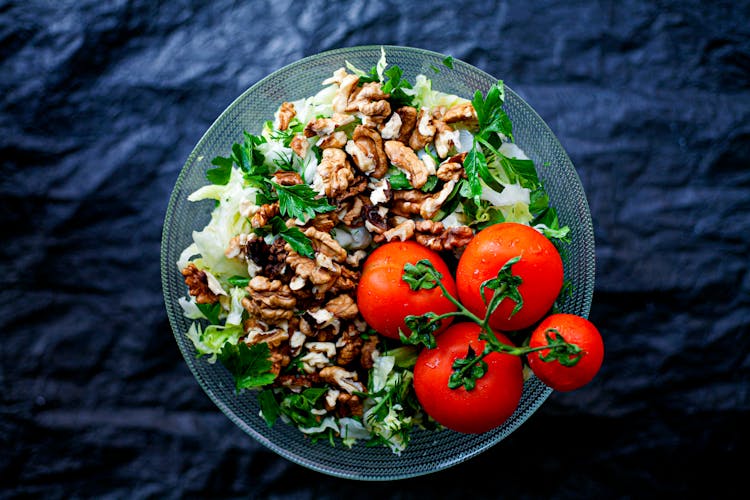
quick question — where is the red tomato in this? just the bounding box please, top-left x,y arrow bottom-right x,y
527,314 -> 604,392
413,322 -> 523,434
456,222 -> 564,331
357,241 -> 458,339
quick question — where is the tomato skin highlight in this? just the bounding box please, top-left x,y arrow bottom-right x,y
456,222 -> 564,331
357,241 -> 458,339
528,314 -> 604,392
413,322 -> 524,434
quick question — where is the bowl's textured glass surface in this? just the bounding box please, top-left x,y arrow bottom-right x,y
161,46 -> 595,480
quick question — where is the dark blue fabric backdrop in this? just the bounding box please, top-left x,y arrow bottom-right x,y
2,0 -> 748,497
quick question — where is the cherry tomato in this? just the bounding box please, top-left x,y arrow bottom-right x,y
456,222 -> 564,331
527,314 -> 604,392
357,240 -> 457,339
413,322 -> 523,434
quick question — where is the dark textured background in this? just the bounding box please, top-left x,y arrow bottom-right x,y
2,0 -> 749,497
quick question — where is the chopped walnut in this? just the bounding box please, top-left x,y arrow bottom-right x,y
316,147 -> 354,199
290,134 -> 309,158
391,189 -> 427,217
242,276 -> 296,324
345,249 -> 368,267
379,111 -> 402,140
308,211 -> 339,233
384,140 -> 429,189
419,180 -> 456,219
353,125 -> 388,178
363,203 -> 389,234
409,108 -> 436,151
332,73 -> 360,113
274,373 -> 320,392
325,294 -> 358,319
335,174 -> 368,201
434,120 -> 460,159
382,219 -> 416,242
335,323 -> 363,365
444,102 -> 478,124
273,171 -> 303,186
277,102 -> 296,131
285,251 -> 339,298
436,161 -> 465,181
415,220 -> 474,250
305,226 -> 347,262
395,106 -> 417,143
329,266 -> 360,296
317,130 -> 348,149
181,264 -> 220,304
360,335 -> 379,370
250,202 -> 280,229
336,393 -> 363,417
319,366 -> 365,394
346,82 -> 390,112
339,195 -> 365,227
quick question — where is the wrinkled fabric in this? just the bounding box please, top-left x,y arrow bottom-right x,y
1,0 -> 748,497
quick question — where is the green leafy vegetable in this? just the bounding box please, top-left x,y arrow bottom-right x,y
279,388 -> 328,427
273,182 -> 336,222
196,302 -> 222,325
227,276 -> 250,288
206,156 -> 233,185
269,216 -> 314,257
381,65 -> 414,107
387,170 -> 413,190
218,341 -> 277,392
258,389 -> 281,427
442,55 -> 454,69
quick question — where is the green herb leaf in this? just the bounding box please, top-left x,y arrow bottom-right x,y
480,255 -> 524,318
273,182 -> 336,222
270,216 -> 314,257
196,302 -> 222,325
218,341 -> 277,392
387,170 -> 413,190
472,81 -> 512,140
420,175 -> 439,193
227,276 -> 250,288
381,65 -> 414,107
442,55 -> 454,69
463,147 -> 487,202
448,345 -> 489,391
402,260 -> 441,291
258,389 -> 281,427
206,156 -> 233,185
279,387 -> 328,427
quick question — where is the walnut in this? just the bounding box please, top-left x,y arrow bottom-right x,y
415,220 -> 474,250
335,174 -> 368,201
319,366 -> 365,394
329,266 -> 360,296
325,294 -> 358,319
409,108 -> 436,151
317,130 -> 348,149
391,189 -> 427,217
304,118 -> 337,137
434,120 -> 460,159
272,171 -> 303,186
382,219 -> 416,242
360,335 -> 379,370
349,125 -> 388,178
345,249 -> 368,268
339,195 -> 365,227
436,161 -> 465,181
444,102 -> 478,124
242,276 -> 296,324
269,345 -> 291,375
286,251 -> 339,298
336,323 -> 363,365
276,102 -> 296,131
225,233 -> 251,260
394,106 -> 417,143
419,180 -> 456,219
384,140 -> 429,189
181,263 -> 219,304
322,67 -> 348,85
250,202 -> 279,228
346,82 -> 390,112
316,148 -> 354,199
332,73 -> 360,113
305,226 -> 347,262
335,393 -> 363,417
379,111 -> 402,140
274,373 -> 320,392
308,211 -> 339,233
290,134 -> 309,158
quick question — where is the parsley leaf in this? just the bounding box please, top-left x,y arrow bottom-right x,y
227,276 -> 250,288
472,81 -> 513,140
279,388 -> 328,427
218,341 -> 277,392
443,55 -> 454,69
381,65 -> 414,107
206,156 -> 233,185
196,302 -> 222,325
258,389 -> 281,427
387,170 -> 413,190
269,216 -> 314,257
273,182 -> 336,222
208,132 -> 268,184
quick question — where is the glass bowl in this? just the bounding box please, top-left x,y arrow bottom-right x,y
161,45 -> 595,480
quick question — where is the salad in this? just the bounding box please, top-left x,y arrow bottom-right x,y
176,50 -> 600,453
